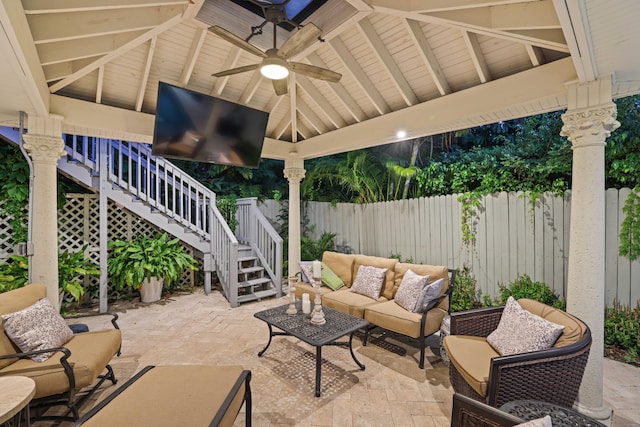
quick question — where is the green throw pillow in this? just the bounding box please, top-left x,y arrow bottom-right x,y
321,262 -> 344,291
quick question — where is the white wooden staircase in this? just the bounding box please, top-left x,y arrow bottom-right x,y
0,127 -> 282,308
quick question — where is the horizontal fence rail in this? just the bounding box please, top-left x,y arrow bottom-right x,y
258,190 -> 640,307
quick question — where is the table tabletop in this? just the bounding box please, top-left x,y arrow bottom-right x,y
500,400 -> 606,427
254,302 -> 368,347
0,376 -> 36,423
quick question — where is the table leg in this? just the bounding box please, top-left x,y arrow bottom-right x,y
315,346 -> 322,397
349,331 -> 365,370
258,324 -> 273,357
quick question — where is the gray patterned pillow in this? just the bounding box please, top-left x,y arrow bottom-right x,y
350,265 -> 387,300
515,416 -> 552,427
415,278 -> 445,313
299,261 -> 314,283
1,298 -> 74,362
487,297 -> 564,356
394,270 -> 429,311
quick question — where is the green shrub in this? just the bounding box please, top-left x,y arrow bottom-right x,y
498,274 -> 566,310
450,266 -> 479,312
605,302 -> 640,365
301,228 -> 336,261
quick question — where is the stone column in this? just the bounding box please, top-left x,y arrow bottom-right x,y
22,115 -> 66,310
561,77 -> 619,423
283,154 -> 305,277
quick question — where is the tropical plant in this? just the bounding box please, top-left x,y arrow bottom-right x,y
619,188 -> 640,261
497,274 -> 566,310
301,228 -> 336,261
107,233 -> 198,291
450,266 -> 479,312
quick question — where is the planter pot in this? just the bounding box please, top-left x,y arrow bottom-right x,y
140,277 -> 164,303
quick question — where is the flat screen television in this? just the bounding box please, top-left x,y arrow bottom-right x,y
152,81 -> 269,168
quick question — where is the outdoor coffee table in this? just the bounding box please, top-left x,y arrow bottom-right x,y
254,302 -> 368,397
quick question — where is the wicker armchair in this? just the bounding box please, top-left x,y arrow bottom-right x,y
451,393 -> 524,427
443,299 -> 591,408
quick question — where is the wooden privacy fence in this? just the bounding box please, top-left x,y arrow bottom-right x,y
258,188 -> 640,307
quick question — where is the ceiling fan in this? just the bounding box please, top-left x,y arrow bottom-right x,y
209,0 -> 341,96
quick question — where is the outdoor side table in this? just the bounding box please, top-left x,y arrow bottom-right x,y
500,400 -> 606,427
0,376 -> 36,427
254,302 -> 368,397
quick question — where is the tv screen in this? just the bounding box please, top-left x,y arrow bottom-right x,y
152,82 -> 269,168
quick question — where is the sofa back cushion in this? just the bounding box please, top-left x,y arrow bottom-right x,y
0,284 -> 47,368
517,298 -> 587,347
353,255 -> 397,300
322,252 -> 357,287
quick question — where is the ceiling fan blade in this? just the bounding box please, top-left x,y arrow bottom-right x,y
278,23 -> 322,59
290,62 -> 342,83
272,78 -> 288,96
212,64 -> 260,78
208,26 -> 266,58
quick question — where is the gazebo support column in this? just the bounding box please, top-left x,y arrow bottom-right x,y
283,154 -> 305,277
22,114 -> 66,311
561,77 -> 619,423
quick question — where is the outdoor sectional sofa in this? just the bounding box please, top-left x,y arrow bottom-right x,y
295,251 -> 456,368
0,284 -> 122,421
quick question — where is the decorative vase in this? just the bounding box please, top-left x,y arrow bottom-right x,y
140,277 -> 164,303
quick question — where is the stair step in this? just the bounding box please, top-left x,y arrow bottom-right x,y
239,266 -> 264,274
237,256 -> 258,263
238,277 -> 271,288
237,289 -> 278,304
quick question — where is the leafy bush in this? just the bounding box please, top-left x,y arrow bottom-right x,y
498,274 -> 565,310
450,266 -> 479,312
301,228 -> 336,261
605,302 -> 640,365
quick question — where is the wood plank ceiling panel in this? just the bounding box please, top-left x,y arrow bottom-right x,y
101,43 -> 151,109
477,34 -> 532,80
56,69 -> 100,104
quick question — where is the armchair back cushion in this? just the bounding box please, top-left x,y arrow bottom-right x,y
354,255 -> 397,299
322,252 -> 357,287
0,284 -> 47,368
517,299 -> 587,347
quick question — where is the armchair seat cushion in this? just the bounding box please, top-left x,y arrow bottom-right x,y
443,335 -> 499,397
0,328 -> 122,398
322,289 -> 387,318
364,300 -> 446,339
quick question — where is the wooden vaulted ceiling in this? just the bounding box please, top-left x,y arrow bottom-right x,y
2,0 -> 640,160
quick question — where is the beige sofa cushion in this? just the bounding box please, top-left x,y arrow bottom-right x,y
364,300 -> 447,339
517,298 -> 587,348
322,252 -> 357,287
0,284 -> 47,369
353,255 -> 397,300
0,328 -> 122,398
294,282 -> 333,300
443,335 -> 499,397
322,289 -> 387,318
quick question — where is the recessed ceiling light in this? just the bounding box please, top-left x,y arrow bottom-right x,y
396,130 -> 407,139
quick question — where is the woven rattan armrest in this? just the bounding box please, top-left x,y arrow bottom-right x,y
450,306 -> 504,337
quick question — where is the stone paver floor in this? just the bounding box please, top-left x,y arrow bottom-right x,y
36,288 -> 640,426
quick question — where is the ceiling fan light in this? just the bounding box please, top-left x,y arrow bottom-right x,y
261,56 -> 289,80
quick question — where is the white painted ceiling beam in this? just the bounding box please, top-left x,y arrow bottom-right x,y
297,98 -> 329,134
307,53 -> 366,123
49,12 -> 183,93
358,18 -> 418,106
37,31 -> 145,65
330,37 -> 390,115
28,5 -> 185,44
43,57 -> 100,82
96,65 -> 104,103
526,44 -> 546,66
296,75 -> 346,129
238,70 -> 263,105
295,57 -> 576,159
371,0 -> 537,13
22,0 -> 187,14
135,37 -> 156,112
296,119 -> 313,140
405,19 -> 451,95
462,31 -> 491,83
273,114 -> 291,140
551,0 -> 596,81
210,46 -> 241,97
178,26 -> 207,86
289,73 -> 298,143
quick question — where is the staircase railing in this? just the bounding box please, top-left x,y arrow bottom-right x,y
209,204 -> 240,307
236,198 -> 283,294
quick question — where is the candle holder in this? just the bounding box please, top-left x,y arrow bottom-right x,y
310,277 -> 326,325
286,275 -> 298,315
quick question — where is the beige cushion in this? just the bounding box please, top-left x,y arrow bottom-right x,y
394,270 -> 429,312
0,328 -> 122,398
517,298 -> 587,347
364,300 -> 446,338
392,263 -> 449,296
2,298 -> 74,362
515,416 -> 552,427
350,265 -> 387,300
443,335 -> 499,397
322,252 -> 357,287
322,289 -> 386,318
353,255 -> 397,299
294,282 -> 332,301
0,284 -> 48,369
487,297 -> 564,356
